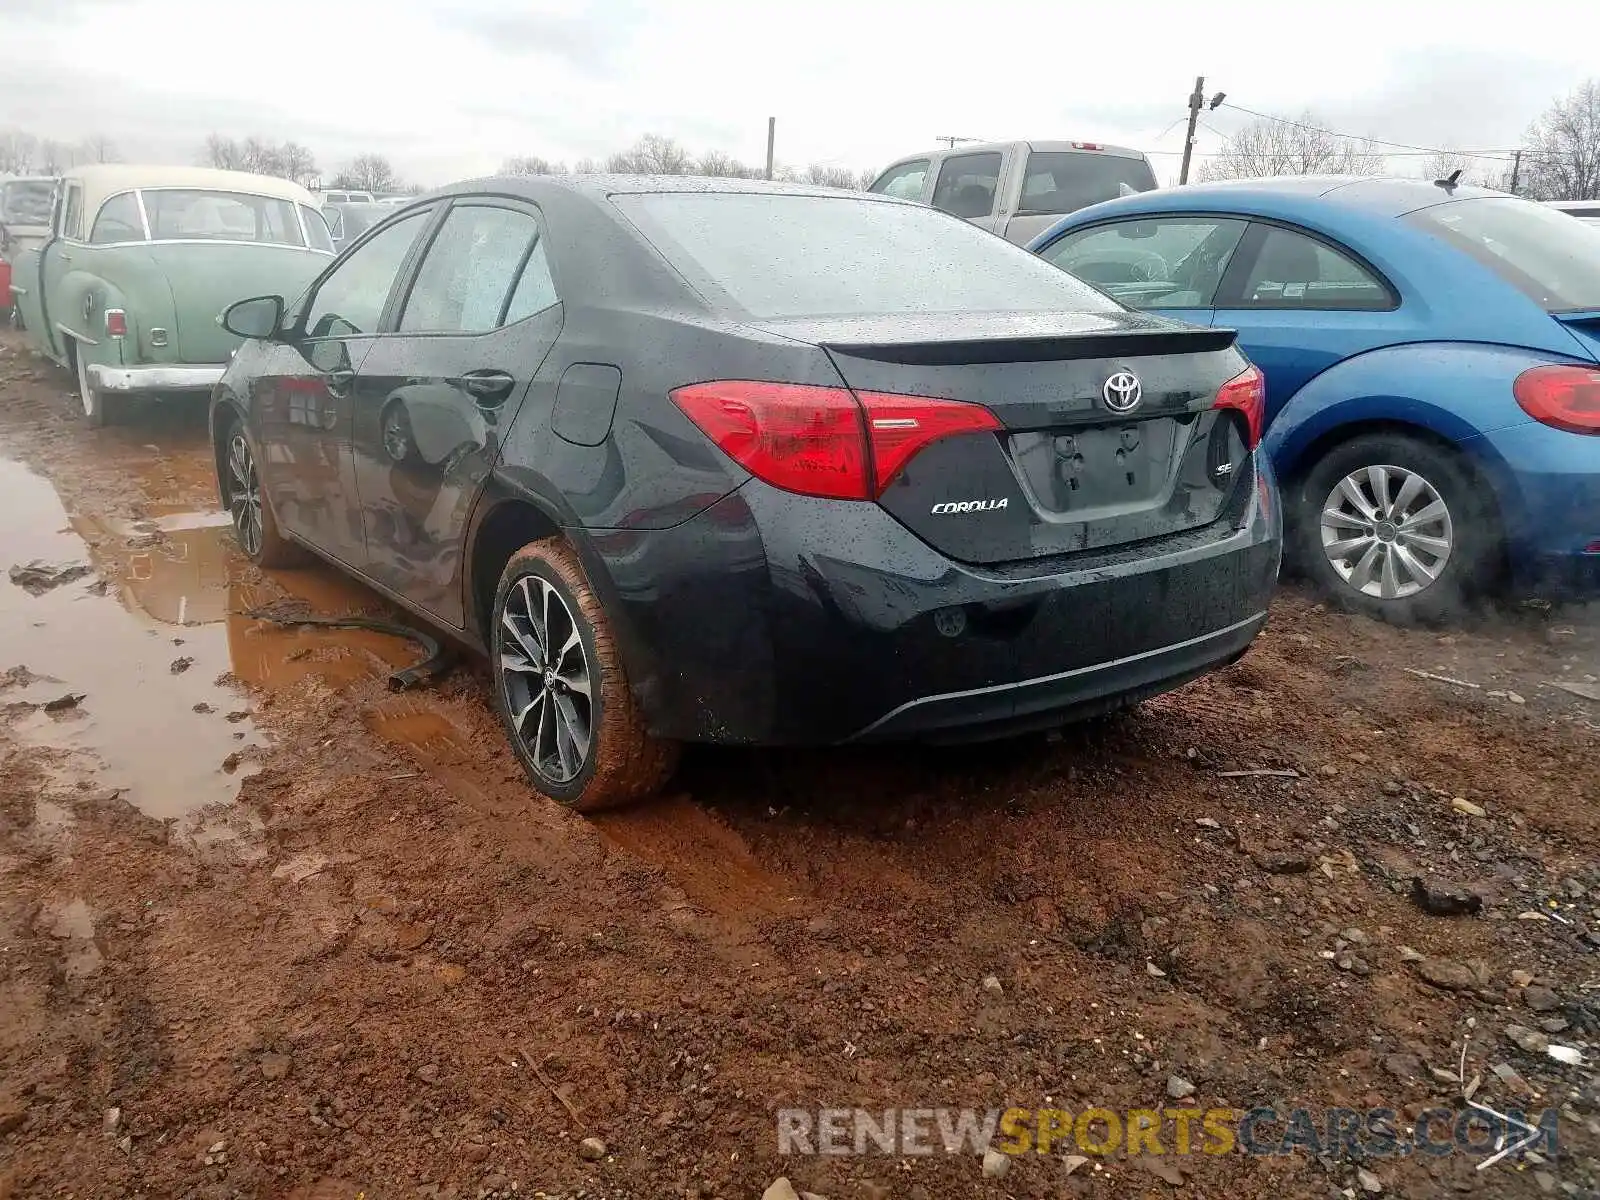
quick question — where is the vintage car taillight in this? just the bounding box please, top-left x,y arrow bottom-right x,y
104,308 -> 128,339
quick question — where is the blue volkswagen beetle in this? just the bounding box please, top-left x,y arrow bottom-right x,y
1029,177 -> 1600,621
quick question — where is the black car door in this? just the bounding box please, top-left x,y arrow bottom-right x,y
350,198 -> 563,626
252,206 -> 434,566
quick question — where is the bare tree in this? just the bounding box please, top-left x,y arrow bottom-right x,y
572,157 -> 602,174
336,154 -> 400,193
0,129 -> 40,174
695,149 -> 759,179
277,141 -> 317,187
501,155 -> 566,176
1199,112 -> 1383,182
606,133 -> 691,175
805,164 -> 858,189
202,134 -> 245,170
37,140 -> 69,174
857,167 -> 881,191
79,134 -> 118,164
1522,79 -> 1600,200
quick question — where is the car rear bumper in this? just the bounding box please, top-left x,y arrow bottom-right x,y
1468,422 -> 1600,597
87,363 -> 226,394
590,457 -> 1281,745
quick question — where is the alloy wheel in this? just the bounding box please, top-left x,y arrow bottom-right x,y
226,432 -> 264,558
1318,463 -> 1453,601
499,575 -> 594,784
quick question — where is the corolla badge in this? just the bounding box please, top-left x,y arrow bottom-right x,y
1102,371 -> 1143,414
931,498 -> 1008,514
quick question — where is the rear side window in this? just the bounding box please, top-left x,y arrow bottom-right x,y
502,240 -> 559,324
613,192 -> 1121,319
1230,226 -> 1393,310
60,184 -> 84,240
869,160 -> 930,200
1018,151 -> 1158,216
931,152 -> 1001,219
1408,196 -> 1600,312
90,193 -> 144,244
1041,216 -> 1248,309
399,205 -> 545,334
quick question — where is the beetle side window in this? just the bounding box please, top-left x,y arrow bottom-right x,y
931,152 -> 1002,219
302,210 -> 429,337
1230,225 -> 1394,310
1041,217 -> 1248,309
868,160 -> 930,200
399,205 -> 544,334
90,193 -> 145,244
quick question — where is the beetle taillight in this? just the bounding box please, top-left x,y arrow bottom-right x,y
1513,364 -> 1600,434
104,308 -> 127,339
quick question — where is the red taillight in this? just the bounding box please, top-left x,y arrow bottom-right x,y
104,308 -> 127,339
1213,364 -> 1265,449
1513,364 -> 1600,435
670,380 -> 1000,501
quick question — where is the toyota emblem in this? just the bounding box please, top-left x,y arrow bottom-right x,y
1102,371 -> 1142,413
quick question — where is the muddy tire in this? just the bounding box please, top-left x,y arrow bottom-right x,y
218,414 -> 305,568
1293,432 -> 1496,625
75,349 -> 111,428
491,538 -> 677,812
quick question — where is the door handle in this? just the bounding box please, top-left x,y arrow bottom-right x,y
324,367 -> 355,397
451,368 -> 516,403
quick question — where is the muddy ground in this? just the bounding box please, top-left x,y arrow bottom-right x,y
0,327 -> 1596,1200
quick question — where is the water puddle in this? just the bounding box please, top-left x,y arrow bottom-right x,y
0,455 -> 415,824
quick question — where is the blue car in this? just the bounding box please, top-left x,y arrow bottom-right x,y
1029,177 -> 1600,621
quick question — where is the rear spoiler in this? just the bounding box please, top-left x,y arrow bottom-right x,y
821,325 -> 1237,366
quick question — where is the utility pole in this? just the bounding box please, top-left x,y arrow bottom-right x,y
936,136 -> 980,149
1509,148 -> 1523,195
1178,75 -> 1205,185
765,117 -> 775,181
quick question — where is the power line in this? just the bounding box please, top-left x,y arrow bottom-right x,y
1214,101 -> 1525,163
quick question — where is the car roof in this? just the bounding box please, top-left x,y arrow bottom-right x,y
875,140 -> 1150,170
65,165 -> 319,219
1095,175 -> 1502,217
431,173 -> 897,202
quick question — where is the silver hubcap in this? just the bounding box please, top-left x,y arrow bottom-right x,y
226,433 -> 264,558
1319,463 -> 1453,600
383,408 -> 410,462
499,576 -> 593,784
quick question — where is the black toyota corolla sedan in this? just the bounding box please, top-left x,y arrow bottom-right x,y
210,176 -> 1280,810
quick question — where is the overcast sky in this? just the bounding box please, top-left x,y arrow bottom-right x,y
2,0 -> 1596,186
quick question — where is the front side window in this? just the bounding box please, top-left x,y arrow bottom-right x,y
868,160 -> 930,201
1408,196 -> 1600,312
90,193 -> 145,244
142,190 -> 308,247
931,152 -> 1002,219
613,192 -> 1121,319
302,209 -> 429,336
301,205 -> 334,253
399,205 -> 545,334
1018,151 -> 1158,216
1041,216 -> 1248,309
1231,226 -> 1393,310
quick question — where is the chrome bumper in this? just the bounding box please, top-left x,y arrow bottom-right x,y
87,363 -> 226,394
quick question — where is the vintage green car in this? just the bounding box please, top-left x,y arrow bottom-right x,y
10,165 -> 334,425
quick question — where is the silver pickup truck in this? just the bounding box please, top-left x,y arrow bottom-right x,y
867,139 -> 1157,244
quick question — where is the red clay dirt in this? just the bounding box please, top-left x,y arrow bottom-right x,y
0,327 -> 1596,1199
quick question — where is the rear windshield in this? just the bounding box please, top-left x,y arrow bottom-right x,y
1406,196 -> 1600,312
2,180 -> 54,225
612,192 -> 1122,319
142,189 -> 307,247
1017,152 -> 1158,216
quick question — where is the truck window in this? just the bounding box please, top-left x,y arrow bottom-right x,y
869,160 -> 930,200
1017,151 -> 1158,216
931,152 -> 1002,219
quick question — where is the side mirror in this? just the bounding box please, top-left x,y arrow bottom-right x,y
220,294 -> 285,340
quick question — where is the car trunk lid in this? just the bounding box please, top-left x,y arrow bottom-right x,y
145,243 -> 331,363
762,311 -> 1254,565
